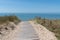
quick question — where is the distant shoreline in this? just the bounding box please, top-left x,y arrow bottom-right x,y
0,13 -> 60,21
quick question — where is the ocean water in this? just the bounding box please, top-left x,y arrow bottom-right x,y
15,13 -> 60,21
0,13 -> 60,21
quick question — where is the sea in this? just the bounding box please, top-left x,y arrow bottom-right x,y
0,13 -> 60,21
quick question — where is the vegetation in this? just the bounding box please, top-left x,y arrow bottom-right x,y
33,17 -> 60,40
0,15 -> 21,24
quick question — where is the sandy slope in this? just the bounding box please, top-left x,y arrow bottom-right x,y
29,21 -> 58,40
0,22 -> 21,40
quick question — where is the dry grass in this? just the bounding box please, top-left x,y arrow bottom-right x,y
0,15 -> 21,24
33,17 -> 60,40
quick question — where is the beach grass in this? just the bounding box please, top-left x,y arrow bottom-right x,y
0,15 -> 21,24
33,17 -> 60,40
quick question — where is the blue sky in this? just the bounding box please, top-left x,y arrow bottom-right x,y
0,0 -> 60,13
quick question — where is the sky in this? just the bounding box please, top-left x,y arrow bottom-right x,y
0,0 -> 60,13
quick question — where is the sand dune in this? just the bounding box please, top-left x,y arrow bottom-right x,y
0,21 -> 58,40
29,21 -> 57,40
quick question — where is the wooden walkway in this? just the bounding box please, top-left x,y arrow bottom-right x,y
16,21 -> 39,40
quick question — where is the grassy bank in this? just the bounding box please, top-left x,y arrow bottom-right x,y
0,15 -> 21,25
33,17 -> 60,40
0,15 -> 21,38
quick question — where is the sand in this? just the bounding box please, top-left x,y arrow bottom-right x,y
29,21 -> 58,40
0,22 -> 21,40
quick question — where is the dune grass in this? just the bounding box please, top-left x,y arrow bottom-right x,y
33,17 -> 60,40
0,15 -> 21,25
